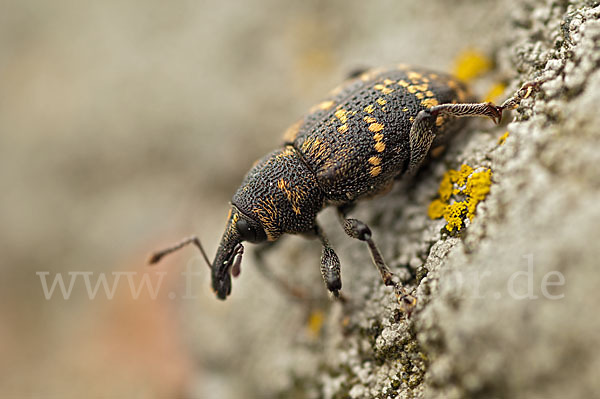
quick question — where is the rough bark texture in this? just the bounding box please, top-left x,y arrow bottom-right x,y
4,1 -> 600,398
205,1 -> 600,398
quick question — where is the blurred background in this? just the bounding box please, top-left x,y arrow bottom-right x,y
0,0 -> 504,397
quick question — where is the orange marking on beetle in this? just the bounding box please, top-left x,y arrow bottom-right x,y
277,178 -> 287,190
402,107 -> 409,112
374,141 -> 386,153
364,116 -> 377,123
374,84 -> 385,91
334,109 -> 348,123
368,123 -> 384,132
407,71 -> 423,80
425,90 -> 434,97
373,133 -> 384,141
447,80 -> 460,90
369,166 -> 382,177
376,98 -> 386,106
398,80 -> 409,87
337,123 -> 349,133
364,104 -> 375,113
318,100 -> 335,110
383,79 -> 395,85
421,98 -> 439,107
416,92 -> 425,99
368,156 -> 381,166
381,87 -> 394,95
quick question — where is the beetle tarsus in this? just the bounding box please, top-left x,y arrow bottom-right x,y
337,208 -> 416,314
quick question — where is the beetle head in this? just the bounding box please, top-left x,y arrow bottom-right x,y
211,205 -> 267,299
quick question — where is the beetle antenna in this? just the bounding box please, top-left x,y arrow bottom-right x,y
148,235 -> 211,269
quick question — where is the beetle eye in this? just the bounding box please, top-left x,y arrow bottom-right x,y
235,218 -> 266,243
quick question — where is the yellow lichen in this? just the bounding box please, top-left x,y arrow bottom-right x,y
453,49 -> 493,82
443,201 -> 468,232
306,309 -> 324,339
464,169 -> 492,220
498,131 -> 510,145
427,199 -> 447,219
438,173 -> 454,202
428,164 -> 493,233
485,82 -> 507,102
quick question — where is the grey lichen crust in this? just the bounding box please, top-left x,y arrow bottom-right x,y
278,1 -> 600,398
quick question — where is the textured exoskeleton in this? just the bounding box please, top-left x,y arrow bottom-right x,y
150,65 -> 543,311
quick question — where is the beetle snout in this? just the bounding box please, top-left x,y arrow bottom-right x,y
211,241 -> 244,300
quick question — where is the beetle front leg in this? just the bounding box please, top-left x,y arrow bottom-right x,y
337,207 -> 416,314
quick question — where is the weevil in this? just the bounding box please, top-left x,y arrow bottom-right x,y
149,65 -> 543,312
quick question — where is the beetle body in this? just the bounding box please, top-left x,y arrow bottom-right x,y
214,65 -> 470,298
150,64 -> 542,305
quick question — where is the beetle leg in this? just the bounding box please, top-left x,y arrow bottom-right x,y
408,79 -> 546,172
337,208 -> 416,315
314,224 -> 343,299
254,242 -> 309,302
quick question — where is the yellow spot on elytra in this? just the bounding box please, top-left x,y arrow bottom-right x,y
383,79 -> 394,85
402,107 -> 409,112
369,123 -> 384,132
369,166 -> 382,177
334,109 -> 348,123
374,84 -> 385,90
381,87 -> 394,94
425,90 -> 434,97
407,71 -> 422,80
364,116 -> 376,123
421,98 -> 439,107
416,92 -> 425,99
373,133 -> 383,141
337,123 -> 349,133
398,80 -> 409,87
364,104 -> 375,113
498,131 -> 510,145
277,178 -> 286,190
376,98 -> 386,106
422,77 -> 430,83
485,82 -> 507,102
318,100 -> 335,110
453,48 -> 493,82
407,85 -> 418,94
368,156 -> 381,166
374,141 -> 386,152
